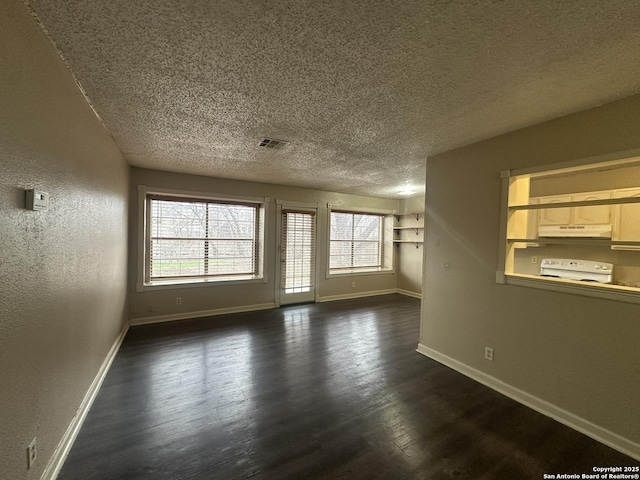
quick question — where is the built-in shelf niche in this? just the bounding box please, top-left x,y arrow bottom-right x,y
394,212 -> 424,248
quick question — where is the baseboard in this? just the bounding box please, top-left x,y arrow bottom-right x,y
396,288 -> 422,299
316,289 -> 397,303
41,321 -> 130,480
416,344 -> 640,461
132,291 -> 418,324
130,302 -> 277,326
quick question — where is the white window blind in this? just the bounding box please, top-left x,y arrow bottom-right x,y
282,210 -> 315,294
329,211 -> 382,270
148,196 -> 259,280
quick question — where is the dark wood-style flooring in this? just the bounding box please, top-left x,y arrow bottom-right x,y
59,295 -> 637,479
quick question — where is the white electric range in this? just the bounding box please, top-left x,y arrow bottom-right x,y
539,258 -> 613,284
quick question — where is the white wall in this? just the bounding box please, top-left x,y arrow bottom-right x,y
420,95 -> 640,458
128,168 -> 401,322
0,2 -> 130,479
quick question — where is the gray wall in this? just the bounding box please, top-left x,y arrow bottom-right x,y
0,2 -> 130,479
421,95 -> 640,453
128,168 -> 401,321
530,164 -> 640,197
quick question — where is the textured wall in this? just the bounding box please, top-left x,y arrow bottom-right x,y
0,2 -> 129,479
128,168 -> 399,321
421,95 -> 640,452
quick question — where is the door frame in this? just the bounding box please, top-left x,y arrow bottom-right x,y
275,200 -> 321,306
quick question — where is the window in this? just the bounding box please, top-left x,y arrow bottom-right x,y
330,211 -> 382,271
145,194 -> 263,284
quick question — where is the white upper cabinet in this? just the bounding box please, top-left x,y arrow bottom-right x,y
538,195 -> 572,225
613,188 -> 640,243
537,192 -> 611,226
572,192 -> 611,225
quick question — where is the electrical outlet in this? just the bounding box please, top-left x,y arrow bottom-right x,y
176,297 -> 182,305
27,437 -> 37,470
484,347 -> 494,361
351,282 -> 356,288
531,256 -> 538,264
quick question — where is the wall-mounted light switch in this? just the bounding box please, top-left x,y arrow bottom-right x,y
26,189 -> 49,211
27,437 -> 37,469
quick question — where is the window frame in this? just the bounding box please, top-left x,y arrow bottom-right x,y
326,205 -> 395,277
497,150 -> 640,305
137,186 -> 267,291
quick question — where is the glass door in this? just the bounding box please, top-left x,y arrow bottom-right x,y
280,209 -> 316,304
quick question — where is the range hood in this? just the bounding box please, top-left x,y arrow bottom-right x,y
538,224 -> 612,238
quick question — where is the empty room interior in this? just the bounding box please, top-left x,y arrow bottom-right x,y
2,1 -> 640,479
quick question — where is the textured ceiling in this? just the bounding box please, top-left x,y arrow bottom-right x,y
25,0 -> 640,198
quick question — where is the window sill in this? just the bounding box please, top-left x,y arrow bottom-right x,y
503,273 -> 640,305
327,268 -> 394,278
136,275 -> 266,292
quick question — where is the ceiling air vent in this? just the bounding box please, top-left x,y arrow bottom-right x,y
259,138 -> 289,149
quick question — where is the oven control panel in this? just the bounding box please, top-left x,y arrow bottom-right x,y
540,258 -> 613,283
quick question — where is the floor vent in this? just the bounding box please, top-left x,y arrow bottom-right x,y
259,138 -> 289,149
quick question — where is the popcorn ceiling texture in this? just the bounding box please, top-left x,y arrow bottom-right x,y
26,0 -> 640,197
